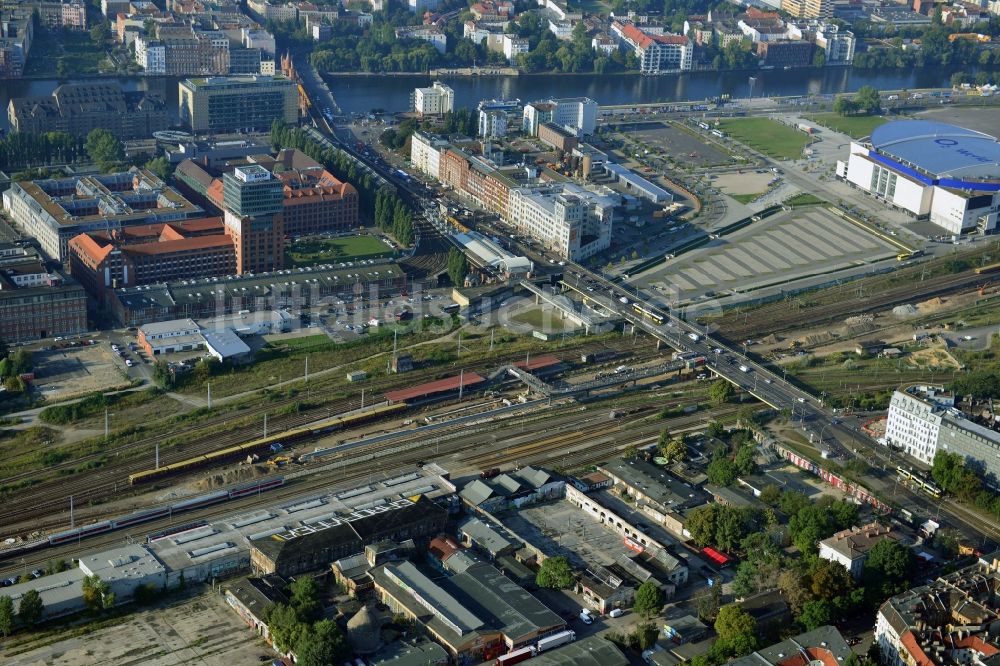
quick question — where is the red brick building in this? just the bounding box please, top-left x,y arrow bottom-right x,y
67,217 -> 235,301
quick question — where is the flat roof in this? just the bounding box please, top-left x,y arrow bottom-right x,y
386,561 -> 486,633
513,355 -> 561,371
530,636 -> 629,666
599,458 -> 709,511
870,120 -> 1000,180
384,372 -> 486,402
604,162 -> 672,201
451,563 -> 565,643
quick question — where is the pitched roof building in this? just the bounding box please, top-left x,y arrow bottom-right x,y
819,521 -> 908,579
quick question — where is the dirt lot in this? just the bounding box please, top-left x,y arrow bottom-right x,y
711,170 -> 775,196
620,121 -> 734,168
32,343 -> 130,402
3,589 -> 271,666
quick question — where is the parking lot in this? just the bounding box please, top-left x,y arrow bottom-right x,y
639,206 -> 898,303
501,500 -> 642,570
31,341 -> 130,402
4,590 -> 271,666
619,121 -> 734,168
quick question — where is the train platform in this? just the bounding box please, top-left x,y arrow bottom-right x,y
384,372 -> 487,403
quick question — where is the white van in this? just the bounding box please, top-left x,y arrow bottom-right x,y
579,611 -> 593,624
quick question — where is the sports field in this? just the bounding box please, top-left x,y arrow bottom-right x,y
806,113 -> 888,139
285,235 -> 394,267
717,118 -> 810,160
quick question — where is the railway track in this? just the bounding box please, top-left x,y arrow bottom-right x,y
1,395 -> 730,573
0,339 -> 669,531
717,269 -> 997,342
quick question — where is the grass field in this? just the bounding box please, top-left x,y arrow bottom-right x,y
730,193 -> 761,205
285,235 -> 394,268
806,113 -> 888,139
785,193 -> 826,207
717,118 -> 810,160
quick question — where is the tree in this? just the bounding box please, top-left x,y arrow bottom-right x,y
0,595 -> 13,637
778,569 -> 811,616
863,539 -> 914,599
812,49 -> 826,68
267,603 -> 308,654
152,359 -> 174,389
633,581 -> 665,619
18,589 -> 43,627
536,556 -> 574,589
709,380 -> 735,405
85,128 -> 124,172
799,599 -> 833,630
706,421 -> 726,439
760,484 -> 781,506
145,156 -> 171,181
696,578 -> 722,622
707,455 -> 737,486
295,619 -> 349,666
808,559 -> 853,601
833,96 -> 858,116
733,443 -> 757,477
715,604 -> 757,656
81,574 -> 113,613
658,430 -> 686,463
446,248 -> 468,288
289,576 -> 322,623
854,86 -> 881,115
90,22 -> 111,45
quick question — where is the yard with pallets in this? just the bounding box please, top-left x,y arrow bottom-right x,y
716,117 -> 811,160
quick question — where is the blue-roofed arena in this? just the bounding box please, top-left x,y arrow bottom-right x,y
839,120 -> 1000,235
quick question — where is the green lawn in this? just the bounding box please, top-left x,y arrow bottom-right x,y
716,118 -> 811,160
784,193 -> 826,207
805,113 -> 888,140
730,193 -> 761,205
285,235 -> 395,268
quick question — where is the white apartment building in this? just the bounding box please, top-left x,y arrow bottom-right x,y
611,22 -> 692,73
548,19 -> 573,40
407,0 -> 438,12
479,109 -> 507,139
814,24 -> 855,64
410,131 -> 449,179
817,522 -> 905,579
411,81 -> 454,117
134,34 -> 166,74
506,184 -> 615,261
884,385 -> 1000,480
502,34 -> 529,64
522,97 -> 597,136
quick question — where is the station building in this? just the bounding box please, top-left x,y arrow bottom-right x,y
838,120 -> 1000,235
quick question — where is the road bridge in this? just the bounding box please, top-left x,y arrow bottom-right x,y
518,280 -> 616,334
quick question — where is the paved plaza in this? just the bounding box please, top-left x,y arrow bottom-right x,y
638,206 -> 898,303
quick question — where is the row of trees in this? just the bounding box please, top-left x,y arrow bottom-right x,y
833,85 -> 882,116
0,572 -> 115,637
269,120 -> 413,246
853,26 -> 1000,69
0,131 -> 88,172
374,191 -> 414,247
265,577 -> 349,666
446,248 -> 468,287
932,450 -> 1000,518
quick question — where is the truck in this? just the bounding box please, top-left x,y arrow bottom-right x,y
496,646 -> 536,665
537,630 -> 576,653
685,357 -> 707,369
796,123 -> 815,134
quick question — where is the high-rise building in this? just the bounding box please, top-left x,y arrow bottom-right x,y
178,75 -> 299,135
222,165 -> 284,274
781,0 -> 831,19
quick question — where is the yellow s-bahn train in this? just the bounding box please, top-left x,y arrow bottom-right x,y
633,303 -> 666,325
128,403 -> 407,485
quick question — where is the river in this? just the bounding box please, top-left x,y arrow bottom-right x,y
0,67 -> 959,131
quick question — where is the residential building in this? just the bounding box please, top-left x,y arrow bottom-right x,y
506,183 -> 614,261
502,34 -> 528,63
406,0 -> 437,12
440,148 -> 517,217
548,18 -> 573,39
411,131 -> 450,179
470,0 -> 513,22
0,243 -> 87,343
67,218 -> 235,301
780,0 -> 832,19
818,522 -> 908,579
395,25 -> 446,54
612,22 -> 692,73
412,81 -> 454,116
730,626 -> 852,666
522,97 -> 597,136
0,11 -> 32,78
14,0 -> 88,30
178,75 -> 299,134
884,384 -> 1000,480
7,82 -> 169,139
592,33 -> 616,54
2,169 -> 203,262
838,120 -> 999,234
813,23 -> 855,63
876,556 -> 1000,666
135,27 -> 231,76
479,109 -> 507,139
714,21 -> 744,47
101,0 -> 130,18
222,164 -> 284,274
755,40 -> 815,68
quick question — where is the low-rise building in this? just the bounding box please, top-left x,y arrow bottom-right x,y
538,122 -> 579,153
818,521 -> 908,579
730,625 -> 852,666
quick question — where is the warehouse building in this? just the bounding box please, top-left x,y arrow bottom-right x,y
2,169 -> 204,262
884,384 -> 1000,480
838,120 -> 1000,235
7,82 -> 168,139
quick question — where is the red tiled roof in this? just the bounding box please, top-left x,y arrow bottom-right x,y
901,631 -> 935,666
68,233 -> 113,263
384,373 -> 486,402
952,635 -> 1000,657
122,235 -> 234,256
514,355 -> 560,371
619,23 -> 688,49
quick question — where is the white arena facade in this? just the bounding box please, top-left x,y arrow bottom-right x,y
837,120 -> 1000,235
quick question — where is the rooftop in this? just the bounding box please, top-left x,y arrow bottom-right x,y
599,457 -> 709,511
819,521 -> 905,561
530,635 -> 629,666
384,372 -> 486,402
730,625 -> 852,666
869,120 -> 1000,180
